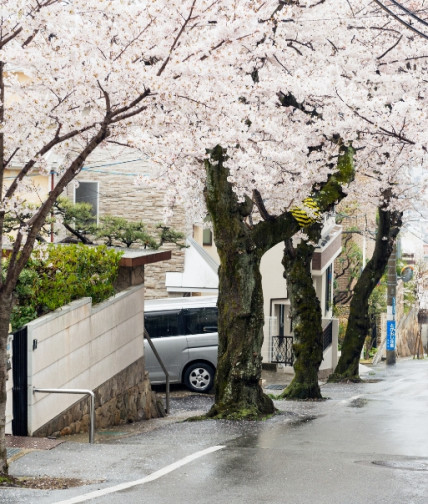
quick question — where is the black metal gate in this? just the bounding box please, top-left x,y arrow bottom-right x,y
12,327 -> 28,436
322,321 -> 333,350
271,336 -> 294,365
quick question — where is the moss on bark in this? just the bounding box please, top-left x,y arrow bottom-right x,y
204,146 -> 277,419
202,144 -> 355,418
278,235 -> 323,400
329,204 -> 402,382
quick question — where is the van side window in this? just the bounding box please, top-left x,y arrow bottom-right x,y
183,308 -> 218,335
144,310 -> 181,338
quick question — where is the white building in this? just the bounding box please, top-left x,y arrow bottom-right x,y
166,214 -> 342,376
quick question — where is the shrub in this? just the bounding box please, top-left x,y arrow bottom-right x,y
9,244 -> 123,330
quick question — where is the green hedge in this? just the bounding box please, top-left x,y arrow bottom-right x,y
9,244 -> 123,330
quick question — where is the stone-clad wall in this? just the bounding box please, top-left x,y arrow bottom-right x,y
397,308 -> 420,358
33,359 -> 165,438
67,158 -> 191,299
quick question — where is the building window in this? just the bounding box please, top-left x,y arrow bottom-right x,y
74,181 -> 99,222
278,304 -> 285,337
202,228 -> 213,246
144,311 -> 181,338
325,264 -> 332,314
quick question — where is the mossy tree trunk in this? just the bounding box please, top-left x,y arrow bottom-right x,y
279,233 -> 323,399
329,204 -> 402,382
204,146 -> 299,419
276,145 -> 355,400
203,145 -> 355,418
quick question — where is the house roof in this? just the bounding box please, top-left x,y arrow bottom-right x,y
165,237 -> 219,293
119,248 -> 172,267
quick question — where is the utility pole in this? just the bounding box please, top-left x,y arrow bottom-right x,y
386,242 -> 397,365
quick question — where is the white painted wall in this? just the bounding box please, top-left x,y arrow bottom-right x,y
261,243 -> 288,363
320,318 -> 339,371
261,242 -> 339,373
26,285 -> 145,435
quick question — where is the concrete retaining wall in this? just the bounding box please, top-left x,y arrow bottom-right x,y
33,359 -> 164,437
26,285 -> 164,436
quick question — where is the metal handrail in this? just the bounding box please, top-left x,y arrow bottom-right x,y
33,388 -> 95,443
144,328 -> 170,414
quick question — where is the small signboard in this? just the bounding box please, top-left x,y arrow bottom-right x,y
386,320 -> 396,351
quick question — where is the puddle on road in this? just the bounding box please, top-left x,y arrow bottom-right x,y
348,397 -> 369,408
357,458 -> 428,472
287,414 -> 318,427
371,459 -> 428,472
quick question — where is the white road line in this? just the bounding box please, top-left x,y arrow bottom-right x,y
54,445 -> 225,504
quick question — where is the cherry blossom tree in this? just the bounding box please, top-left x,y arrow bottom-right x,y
0,0 -> 271,475
330,197 -> 403,382
200,145 -> 354,418
146,1 -> 427,413
330,155 -> 427,381
1,0 -> 427,472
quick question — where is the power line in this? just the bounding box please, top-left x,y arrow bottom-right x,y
372,0 -> 428,39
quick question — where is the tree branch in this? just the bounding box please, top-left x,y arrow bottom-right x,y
156,0 -> 197,76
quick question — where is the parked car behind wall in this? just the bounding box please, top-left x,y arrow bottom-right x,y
144,296 -> 218,392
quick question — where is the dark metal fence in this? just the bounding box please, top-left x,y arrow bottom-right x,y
271,336 -> 294,366
271,321 -> 333,367
12,326 -> 28,436
322,321 -> 333,351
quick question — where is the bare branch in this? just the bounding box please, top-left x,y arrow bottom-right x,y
157,0 -> 197,76
253,189 -> 276,221
5,123 -> 96,199
377,35 -> 403,60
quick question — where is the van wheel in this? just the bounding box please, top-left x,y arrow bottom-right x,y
184,362 -> 215,393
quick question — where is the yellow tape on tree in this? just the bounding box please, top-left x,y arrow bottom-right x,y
290,197 -> 321,227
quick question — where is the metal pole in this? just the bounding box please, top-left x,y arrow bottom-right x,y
33,388 -> 96,443
144,329 -> 170,414
386,242 -> 397,365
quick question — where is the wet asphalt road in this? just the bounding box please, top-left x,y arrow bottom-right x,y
3,358 -> 428,504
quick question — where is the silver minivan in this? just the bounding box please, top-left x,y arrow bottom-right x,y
144,296 -> 218,393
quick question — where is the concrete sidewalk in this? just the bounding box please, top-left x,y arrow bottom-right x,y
6,367 -> 294,464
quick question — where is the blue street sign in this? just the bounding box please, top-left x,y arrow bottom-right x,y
387,320 -> 396,351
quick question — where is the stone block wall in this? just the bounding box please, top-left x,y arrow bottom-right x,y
33,358 -> 165,438
66,157 -> 192,300
144,243 -> 186,299
397,308 -> 420,358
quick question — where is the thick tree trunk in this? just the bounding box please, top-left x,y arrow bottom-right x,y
279,236 -> 323,400
0,293 -> 12,475
203,145 -> 355,417
204,146 -> 276,419
329,206 -> 402,382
